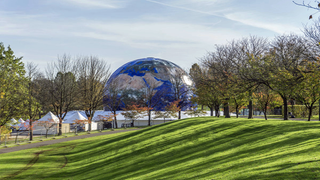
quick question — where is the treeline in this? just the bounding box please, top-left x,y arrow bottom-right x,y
0,49 -> 111,138
190,20 -> 320,121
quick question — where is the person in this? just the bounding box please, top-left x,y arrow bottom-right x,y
288,112 -> 295,118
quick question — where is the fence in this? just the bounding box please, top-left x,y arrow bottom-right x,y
0,131 -> 60,147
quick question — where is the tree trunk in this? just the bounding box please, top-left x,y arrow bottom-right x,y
88,117 -> 92,131
236,106 -> 239,118
283,97 -> 288,120
263,108 -> 267,120
248,100 -> 253,119
29,121 -> 33,141
215,105 -> 220,117
308,107 -> 312,121
210,107 -> 213,116
58,118 -> 62,135
178,111 -> 181,119
224,102 -> 230,118
15,131 -> 19,144
113,111 -> 118,128
148,110 -> 151,126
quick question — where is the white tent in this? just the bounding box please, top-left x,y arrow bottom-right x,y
10,118 -> 17,124
18,118 -> 25,123
63,111 -> 88,124
18,118 -> 26,130
37,111 -> 59,123
33,112 -> 59,135
8,118 -> 17,126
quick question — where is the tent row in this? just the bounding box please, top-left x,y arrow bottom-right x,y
7,110 -> 224,134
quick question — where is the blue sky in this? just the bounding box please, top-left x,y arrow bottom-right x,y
0,0 -> 316,73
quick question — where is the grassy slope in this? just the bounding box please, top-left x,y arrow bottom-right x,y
1,117 -> 320,180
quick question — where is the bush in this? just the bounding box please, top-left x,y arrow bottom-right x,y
283,105 -> 319,118
0,126 -> 11,141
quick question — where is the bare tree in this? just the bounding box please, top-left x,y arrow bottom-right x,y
293,1 -> 320,19
169,69 -> 192,119
201,44 -> 238,118
142,75 -> 170,125
76,56 -> 111,131
25,62 -> 42,140
233,36 -> 269,119
46,54 -> 78,135
37,119 -> 57,138
104,80 -> 124,128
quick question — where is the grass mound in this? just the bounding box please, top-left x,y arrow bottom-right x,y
1,117 -> 320,179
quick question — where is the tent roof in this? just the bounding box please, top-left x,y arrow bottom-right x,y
63,111 -> 87,124
38,111 -> 59,123
18,118 -> 25,123
11,118 -> 17,124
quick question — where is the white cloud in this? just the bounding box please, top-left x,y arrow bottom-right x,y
75,20 -> 238,49
224,12 -> 302,35
61,0 -> 128,9
145,0 -> 303,35
146,0 -> 230,17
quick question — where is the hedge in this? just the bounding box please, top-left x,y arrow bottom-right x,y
283,105 -> 319,118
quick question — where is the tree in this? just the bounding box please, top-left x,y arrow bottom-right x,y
0,125 -> 11,145
46,54 -> 78,135
22,119 -> 38,140
201,45 -> 238,118
154,100 -> 181,121
76,56 -> 111,131
190,64 -> 221,117
253,85 -> 281,120
141,75 -> 169,126
293,61 -> 320,121
104,80 -> 124,128
192,77 -> 222,117
95,114 -> 116,130
303,19 -> 320,45
0,43 -> 27,126
263,34 -> 313,120
235,35 -> 314,120
169,69 -> 192,119
165,100 -> 181,119
230,92 -> 248,118
183,105 -> 206,117
73,119 -> 89,133
293,1 -> 320,19
25,62 -> 42,140
121,104 -> 151,127
37,119 -> 57,138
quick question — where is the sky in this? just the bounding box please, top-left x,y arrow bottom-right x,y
0,0 -> 317,73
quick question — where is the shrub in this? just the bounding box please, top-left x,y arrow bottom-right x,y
283,105 -> 319,118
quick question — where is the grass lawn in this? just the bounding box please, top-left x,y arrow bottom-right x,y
0,127 -> 139,149
1,117 -> 320,179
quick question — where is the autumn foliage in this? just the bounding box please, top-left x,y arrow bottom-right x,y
121,104 -> 152,127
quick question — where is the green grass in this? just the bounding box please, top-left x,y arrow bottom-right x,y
0,127 -> 139,149
1,117 -> 320,180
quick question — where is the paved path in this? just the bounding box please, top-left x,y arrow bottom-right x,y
0,128 -> 141,154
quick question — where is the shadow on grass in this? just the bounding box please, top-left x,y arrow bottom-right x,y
3,117 -> 320,180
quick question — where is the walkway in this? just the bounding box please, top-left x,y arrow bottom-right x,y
0,128 -> 141,154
